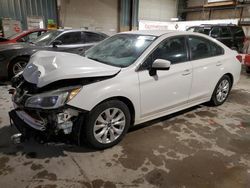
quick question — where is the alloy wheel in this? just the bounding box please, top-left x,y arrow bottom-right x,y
216,79 -> 230,103
93,108 -> 126,144
12,61 -> 27,75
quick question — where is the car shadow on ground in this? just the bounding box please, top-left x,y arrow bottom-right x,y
0,104 -> 202,159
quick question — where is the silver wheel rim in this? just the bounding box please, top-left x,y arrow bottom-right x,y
216,79 -> 230,103
93,108 -> 126,144
13,61 -> 27,75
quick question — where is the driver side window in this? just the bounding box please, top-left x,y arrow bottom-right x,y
142,36 -> 188,69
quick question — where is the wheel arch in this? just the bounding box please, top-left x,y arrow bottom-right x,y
92,96 -> 136,127
224,73 -> 234,86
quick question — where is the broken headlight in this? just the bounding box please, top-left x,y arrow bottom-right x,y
25,86 -> 81,109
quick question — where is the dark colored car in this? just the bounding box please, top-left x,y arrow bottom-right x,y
0,29 -> 47,45
0,29 -> 108,79
187,24 -> 246,52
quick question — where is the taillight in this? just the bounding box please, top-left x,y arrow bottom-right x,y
245,55 -> 250,64
236,55 -> 242,63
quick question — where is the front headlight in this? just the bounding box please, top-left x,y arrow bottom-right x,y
25,86 -> 82,109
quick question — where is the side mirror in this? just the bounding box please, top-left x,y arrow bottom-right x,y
149,59 -> 171,76
52,40 -> 62,47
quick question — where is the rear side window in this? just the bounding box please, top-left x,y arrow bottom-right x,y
210,41 -> 224,56
57,32 -> 82,44
84,32 -> 104,43
188,36 -> 224,60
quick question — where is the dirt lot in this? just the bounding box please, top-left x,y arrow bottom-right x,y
0,70 -> 250,188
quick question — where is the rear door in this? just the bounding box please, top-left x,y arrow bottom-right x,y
188,35 -> 225,103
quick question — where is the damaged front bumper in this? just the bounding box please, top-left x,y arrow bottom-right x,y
9,105 -> 85,144
9,75 -> 87,144
9,107 -> 85,144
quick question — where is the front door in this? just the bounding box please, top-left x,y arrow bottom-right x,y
138,36 -> 192,118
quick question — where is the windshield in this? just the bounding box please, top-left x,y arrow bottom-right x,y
85,34 -> 156,67
33,30 -> 62,46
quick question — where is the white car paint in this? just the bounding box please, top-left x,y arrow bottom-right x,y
22,30 -> 241,126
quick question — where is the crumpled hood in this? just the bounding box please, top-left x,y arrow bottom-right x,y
23,51 -> 121,88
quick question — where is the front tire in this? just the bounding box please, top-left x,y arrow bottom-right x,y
209,75 -> 232,106
80,100 -> 131,149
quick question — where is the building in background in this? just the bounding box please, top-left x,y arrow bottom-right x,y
0,0 -> 249,37
0,0 -> 57,37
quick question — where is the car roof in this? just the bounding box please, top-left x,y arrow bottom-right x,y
58,29 -> 106,35
121,30 -> 179,37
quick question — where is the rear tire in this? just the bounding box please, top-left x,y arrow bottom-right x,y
8,57 -> 29,78
209,75 -> 232,106
80,100 -> 131,149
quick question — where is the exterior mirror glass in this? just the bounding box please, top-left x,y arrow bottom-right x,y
152,59 -> 171,70
149,59 -> 171,76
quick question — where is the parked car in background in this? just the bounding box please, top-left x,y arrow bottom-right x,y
0,29 -> 47,45
9,30 -> 241,149
186,24 -> 246,52
0,29 -> 108,79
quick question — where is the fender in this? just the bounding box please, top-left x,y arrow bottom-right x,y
67,70 -> 141,123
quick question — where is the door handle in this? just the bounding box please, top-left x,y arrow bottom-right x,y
182,69 -> 191,76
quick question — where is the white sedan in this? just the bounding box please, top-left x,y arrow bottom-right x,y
10,30 -> 241,149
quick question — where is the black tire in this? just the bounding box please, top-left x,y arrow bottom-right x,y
80,100 -> 131,149
209,75 -> 232,106
8,57 -> 29,78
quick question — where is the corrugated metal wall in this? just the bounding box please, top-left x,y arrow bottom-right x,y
60,0 -> 118,35
119,0 -> 139,32
0,0 -> 57,29
138,0 -> 178,22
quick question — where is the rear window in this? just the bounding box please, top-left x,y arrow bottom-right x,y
188,35 -> 224,61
